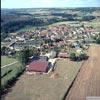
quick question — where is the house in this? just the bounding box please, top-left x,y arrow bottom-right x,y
26,59 -> 49,73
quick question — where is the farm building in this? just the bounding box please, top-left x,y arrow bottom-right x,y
26,59 -> 49,73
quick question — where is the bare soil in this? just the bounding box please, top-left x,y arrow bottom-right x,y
66,44 -> 100,100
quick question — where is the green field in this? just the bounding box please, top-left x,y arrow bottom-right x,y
1,62 -> 22,86
1,56 -> 23,87
1,56 -> 17,67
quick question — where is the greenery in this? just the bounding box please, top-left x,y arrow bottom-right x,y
1,69 -> 12,78
1,56 -> 17,67
18,46 -> 30,65
79,53 -> 89,60
69,52 -> 77,61
96,37 -> 100,44
18,46 -> 40,65
1,62 -> 24,95
1,8 -> 99,41
69,52 -> 88,61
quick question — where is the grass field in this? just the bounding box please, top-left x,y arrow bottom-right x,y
1,56 -> 17,67
1,62 -> 22,86
15,20 -> 100,33
1,56 -> 23,88
3,58 -> 83,100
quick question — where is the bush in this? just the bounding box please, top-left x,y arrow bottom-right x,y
79,53 -> 88,60
96,37 -> 100,44
69,53 -> 77,61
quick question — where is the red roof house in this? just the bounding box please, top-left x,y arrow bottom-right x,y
27,60 -> 49,73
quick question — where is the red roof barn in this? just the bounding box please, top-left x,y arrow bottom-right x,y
27,60 -> 49,73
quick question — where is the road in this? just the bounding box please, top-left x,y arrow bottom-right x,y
66,44 -> 100,100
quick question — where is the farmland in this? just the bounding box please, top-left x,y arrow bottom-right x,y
2,58 -> 82,100
1,56 -> 23,90
66,44 -> 100,100
1,56 -> 17,67
1,7 -> 100,100
1,62 -> 22,86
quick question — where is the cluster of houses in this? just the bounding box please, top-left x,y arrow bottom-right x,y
2,23 -> 100,73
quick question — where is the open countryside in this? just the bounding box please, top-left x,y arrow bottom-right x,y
66,44 -> 100,100
2,58 -> 82,100
1,8 -> 100,100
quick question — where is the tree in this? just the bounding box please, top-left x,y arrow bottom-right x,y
79,53 -> 88,60
96,37 -> 100,44
18,46 -> 29,65
69,52 -> 76,61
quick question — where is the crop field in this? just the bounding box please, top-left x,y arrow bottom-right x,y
66,44 -> 100,100
1,56 -> 23,88
2,57 -> 83,100
1,62 -> 22,86
1,56 -> 17,67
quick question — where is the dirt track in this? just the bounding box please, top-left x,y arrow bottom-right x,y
66,44 -> 100,100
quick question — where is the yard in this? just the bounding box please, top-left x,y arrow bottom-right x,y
2,58 -> 83,100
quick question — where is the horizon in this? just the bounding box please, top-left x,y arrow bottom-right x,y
1,7 -> 100,10
1,0 -> 100,9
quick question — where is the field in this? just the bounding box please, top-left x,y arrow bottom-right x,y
1,56 -> 17,67
2,58 -> 83,100
1,56 -> 22,87
84,19 -> 100,29
66,44 -> 100,100
1,62 -> 22,86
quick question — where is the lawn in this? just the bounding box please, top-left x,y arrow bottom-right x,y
1,56 -> 17,67
3,58 -> 83,100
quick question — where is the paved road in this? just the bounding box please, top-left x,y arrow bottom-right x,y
66,44 -> 100,100
1,61 -> 18,69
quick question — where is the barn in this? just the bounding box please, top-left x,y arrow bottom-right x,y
27,59 -> 49,73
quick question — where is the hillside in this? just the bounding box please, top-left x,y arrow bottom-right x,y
1,7 -> 100,41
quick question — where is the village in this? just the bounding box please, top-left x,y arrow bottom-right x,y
1,21 -> 100,100
1,22 -> 100,74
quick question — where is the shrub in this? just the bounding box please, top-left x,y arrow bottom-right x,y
79,53 -> 88,60
96,37 -> 100,44
69,53 -> 77,61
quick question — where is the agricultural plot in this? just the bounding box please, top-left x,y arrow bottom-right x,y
1,56 -> 23,89
1,56 -> 17,67
3,58 -> 83,100
1,62 -> 22,87
66,44 -> 100,100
